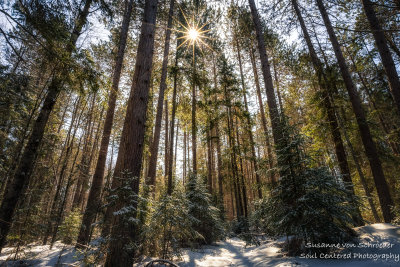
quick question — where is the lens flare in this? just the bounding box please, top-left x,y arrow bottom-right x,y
188,28 -> 199,41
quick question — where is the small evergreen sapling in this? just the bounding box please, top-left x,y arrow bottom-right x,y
252,118 -> 357,255
186,174 -> 225,245
143,187 -> 200,259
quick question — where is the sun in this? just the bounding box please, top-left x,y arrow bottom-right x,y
171,7 -> 213,55
188,28 -> 199,41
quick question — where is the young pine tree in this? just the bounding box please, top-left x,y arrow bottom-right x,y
252,117 -> 357,255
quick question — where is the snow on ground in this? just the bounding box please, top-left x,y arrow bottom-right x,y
178,223 -> 400,267
0,223 -> 399,266
0,241 -> 80,266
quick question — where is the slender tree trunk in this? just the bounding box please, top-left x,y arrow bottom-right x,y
44,98 -> 86,245
50,136 -> 83,248
292,0 -> 363,225
337,108 -> 380,222
272,57 -> 283,111
316,0 -> 394,222
73,95 -> 96,210
167,43 -> 178,195
234,117 -> 248,218
206,127 -> 213,194
248,0 -> 283,154
0,0 -> 92,251
216,125 -> 224,202
191,61 -> 198,175
212,54 -> 224,203
236,39 -> 262,198
361,0 -> 400,115
76,0 -> 135,248
164,99 -> 169,176
146,0 -> 174,189
183,130 -> 187,184
345,46 -> 400,155
224,83 -> 243,218
104,0 -> 158,265
174,121 -> 179,175
249,46 -> 274,182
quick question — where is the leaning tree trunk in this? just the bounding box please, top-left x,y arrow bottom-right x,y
292,0 -> 362,225
361,0 -> 400,116
0,0 -> 93,251
76,0 -> 135,248
249,46 -> 274,183
248,0 -> 283,153
104,0 -> 158,265
146,0 -> 175,188
316,0 -> 394,222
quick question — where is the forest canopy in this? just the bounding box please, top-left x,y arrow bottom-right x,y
0,0 -> 399,265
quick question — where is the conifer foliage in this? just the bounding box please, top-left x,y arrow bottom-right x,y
0,0 -> 400,265
252,118 -> 357,255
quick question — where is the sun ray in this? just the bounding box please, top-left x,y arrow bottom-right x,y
177,4 -> 192,32
172,1 -> 214,61
177,38 -> 191,50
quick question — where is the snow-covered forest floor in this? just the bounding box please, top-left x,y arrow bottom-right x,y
1,223 -> 399,266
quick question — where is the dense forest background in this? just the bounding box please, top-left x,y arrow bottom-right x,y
0,0 -> 400,265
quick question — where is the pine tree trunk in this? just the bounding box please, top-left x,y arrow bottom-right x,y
73,95 -> 96,210
0,0 -> 92,251
167,41 -> 178,195
234,117 -> 248,218
248,0 -> 283,152
249,46 -> 274,183
292,0 -> 363,225
345,44 -> 400,155
44,99 -> 86,245
104,0 -> 158,265
146,0 -> 174,188
77,0 -> 134,243
337,108 -> 380,222
316,0 -> 394,222
215,125 -> 224,202
50,135 -> 83,248
361,0 -> 400,115
183,130 -> 187,184
212,54 -> 224,202
272,57 -> 283,111
192,64 -> 198,175
174,121 -> 179,174
164,99 -> 169,176
206,128 -> 213,194
224,84 -> 243,218
236,39 -> 262,198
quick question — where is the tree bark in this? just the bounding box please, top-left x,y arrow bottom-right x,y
234,117 -> 248,218
206,127 -> 213,194
164,99 -> 169,176
292,0 -> 363,225
249,46 -> 274,183
215,125 -> 224,203
191,61 -> 198,175
212,54 -> 224,203
316,0 -> 394,222
236,39 -> 262,198
104,0 -> 158,265
0,0 -> 92,251
167,40 -> 178,195
146,0 -> 175,189
76,0 -> 135,248
248,0 -> 283,154
361,0 -> 400,115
